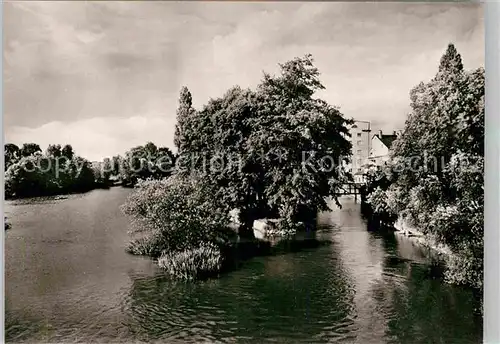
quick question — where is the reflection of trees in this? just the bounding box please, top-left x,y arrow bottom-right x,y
123,207 -> 481,344
369,232 -> 482,344
247,244 -> 357,342
373,270 -> 481,344
123,242 -> 358,343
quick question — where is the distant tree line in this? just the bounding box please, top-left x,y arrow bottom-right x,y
5,143 -> 96,198
4,142 -> 176,199
106,142 -> 176,187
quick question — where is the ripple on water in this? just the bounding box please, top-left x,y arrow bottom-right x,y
5,191 -> 482,343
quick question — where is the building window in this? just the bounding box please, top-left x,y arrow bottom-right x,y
356,149 -> 362,155
357,140 -> 362,145
357,159 -> 362,165
357,133 -> 362,137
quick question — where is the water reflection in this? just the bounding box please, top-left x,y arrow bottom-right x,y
4,192 -> 481,343
123,243 -> 357,343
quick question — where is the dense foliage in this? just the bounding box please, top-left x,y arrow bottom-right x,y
174,54 -> 352,238
5,143 -> 97,198
5,140 -> 176,199
122,175 -> 233,253
365,44 -> 484,291
121,174 -> 234,279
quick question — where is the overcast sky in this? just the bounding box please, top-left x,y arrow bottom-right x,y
4,2 -> 484,161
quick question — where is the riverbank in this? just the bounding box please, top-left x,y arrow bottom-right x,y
393,216 -> 453,258
4,183 -> 113,201
359,190 -> 453,259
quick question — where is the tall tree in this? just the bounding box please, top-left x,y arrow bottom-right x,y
372,43 -> 484,290
174,86 -> 196,153
438,43 -> 464,74
251,54 -> 352,230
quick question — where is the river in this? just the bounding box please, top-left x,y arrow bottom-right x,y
4,187 -> 482,343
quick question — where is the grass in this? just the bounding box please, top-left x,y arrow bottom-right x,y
157,242 -> 223,280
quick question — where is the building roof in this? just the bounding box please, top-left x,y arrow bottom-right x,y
380,134 -> 397,149
372,133 -> 397,150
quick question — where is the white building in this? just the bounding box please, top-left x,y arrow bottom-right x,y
369,130 -> 399,166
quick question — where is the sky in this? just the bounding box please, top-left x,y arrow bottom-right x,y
4,2 -> 484,162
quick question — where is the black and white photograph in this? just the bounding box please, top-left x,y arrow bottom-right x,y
3,2 -> 486,343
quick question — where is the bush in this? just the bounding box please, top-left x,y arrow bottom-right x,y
366,187 -> 390,214
125,234 -> 167,258
121,174 -> 232,256
444,247 -> 483,291
157,242 -> 223,280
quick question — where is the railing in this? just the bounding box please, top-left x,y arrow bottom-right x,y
335,182 -> 363,195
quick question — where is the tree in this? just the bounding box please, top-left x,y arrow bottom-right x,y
46,144 -> 62,158
438,43 -> 463,74
62,144 -> 74,160
175,54 -> 352,239
174,86 -> 196,152
111,155 -> 122,177
5,143 -> 98,198
252,55 -> 352,229
4,143 -> 20,170
118,143 -> 175,186
102,158 -> 112,182
92,158 -> 113,185
144,142 -> 158,158
155,147 -> 176,179
390,43 -> 484,204
5,155 -> 48,197
19,143 -> 41,157
182,86 -> 262,238
368,43 -> 484,291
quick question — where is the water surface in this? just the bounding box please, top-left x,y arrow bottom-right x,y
5,188 -> 481,343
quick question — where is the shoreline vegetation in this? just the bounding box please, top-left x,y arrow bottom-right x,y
4,141 -> 176,200
360,44 -> 484,301
5,143 -> 98,199
5,45 -> 483,304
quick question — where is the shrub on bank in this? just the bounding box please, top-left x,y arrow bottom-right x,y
121,175 -> 232,253
365,158 -> 484,291
444,247 -> 483,291
157,242 -> 223,280
121,174 -> 234,280
125,234 -> 167,258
